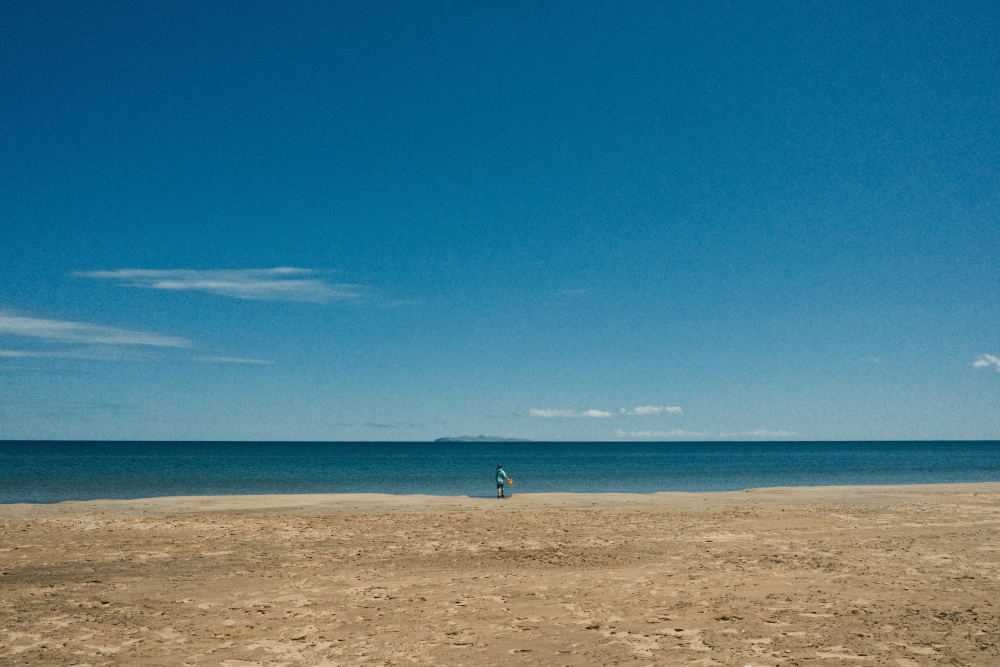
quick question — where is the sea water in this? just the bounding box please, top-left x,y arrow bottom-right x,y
0,440 -> 998,504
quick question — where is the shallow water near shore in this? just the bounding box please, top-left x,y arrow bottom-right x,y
1,440 -> 999,503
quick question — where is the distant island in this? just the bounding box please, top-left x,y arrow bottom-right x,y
434,435 -> 534,442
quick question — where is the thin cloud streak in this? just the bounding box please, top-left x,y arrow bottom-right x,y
0,313 -> 190,347
530,408 -> 614,418
0,350 -> 58,358
531,405 -> 682,418
616,429 -> 709,439
77,268 -> 365,303
621,405 -> 683,416
0,349 -> 276,365
616,429 -> 797,440
0,348 -> 145,361
974,354 -> 1000,371
197,356 -> 275,365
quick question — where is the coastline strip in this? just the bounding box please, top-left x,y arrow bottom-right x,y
3,481 -> 999,515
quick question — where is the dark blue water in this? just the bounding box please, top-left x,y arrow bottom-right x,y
0,441 -> 998,504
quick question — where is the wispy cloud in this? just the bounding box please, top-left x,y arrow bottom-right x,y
0,363 -> 93,374
974,354 -> 1000,371
555,288 -> 590,297
620,405 -> 683,416
616,429 -> 708,439
530,408 -> 614,418
531,405 -> 682,418
0,313 -> 190,347
197,356 -> 275,365
0,348 -> 145,361
76,268 -> 365,303
0,350 -> 63,358
0,348 -> 278,367
0,313 -> 277,369
617,428 -> 796,440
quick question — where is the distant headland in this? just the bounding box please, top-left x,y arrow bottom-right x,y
434,435 -> 534,443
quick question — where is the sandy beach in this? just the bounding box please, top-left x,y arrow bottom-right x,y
2,484 -> 998,666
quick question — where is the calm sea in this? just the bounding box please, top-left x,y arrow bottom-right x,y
0,440 -> 998,504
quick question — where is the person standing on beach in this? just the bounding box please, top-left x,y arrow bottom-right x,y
495,464 -> 510,498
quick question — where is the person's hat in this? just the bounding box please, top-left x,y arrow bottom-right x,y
497,464 -> 502,468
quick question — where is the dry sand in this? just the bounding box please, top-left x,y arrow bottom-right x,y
2,484 -> 999,666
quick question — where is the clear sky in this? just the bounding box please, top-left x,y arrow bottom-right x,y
2,1 -> 998,441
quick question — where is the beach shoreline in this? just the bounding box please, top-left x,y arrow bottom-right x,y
3,480 -> 999,515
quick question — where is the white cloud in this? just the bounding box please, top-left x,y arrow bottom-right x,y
197,356 -> 275,365
530,408 -> 614,418
974,354 -> 1000,371
0,313 -> 190,347
532,405 -> 683,418
616,428 -> 796,440
620,405 -> 683,416
76,268 -> 365,303
0,350 -> 52,358
556,288 -> 590,297
0,349 -> 274,365
0,348 -> 138,361
616,429 -> 708,439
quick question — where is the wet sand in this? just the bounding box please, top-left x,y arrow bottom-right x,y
2,484 -> 998,665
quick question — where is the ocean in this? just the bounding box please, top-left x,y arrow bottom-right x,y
0,440 -> 998,504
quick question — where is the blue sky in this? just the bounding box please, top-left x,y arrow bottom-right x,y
2,1 -> 998,441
